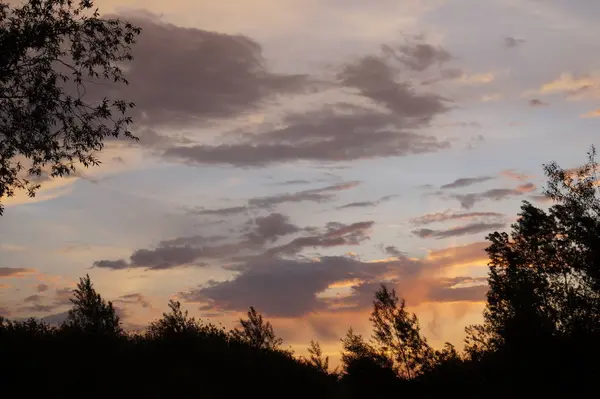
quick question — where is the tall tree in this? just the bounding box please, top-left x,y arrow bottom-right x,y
230,306 -> 283,350
370,284 -> 434,379
305,340 -> 330,373
464,147 -> 600,394
0,0 -> 141,214
63,274 -> 122,335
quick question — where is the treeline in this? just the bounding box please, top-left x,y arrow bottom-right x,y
4,150 -> 600,398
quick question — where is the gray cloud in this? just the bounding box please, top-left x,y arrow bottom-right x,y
337,193 -> 397,210
248,181 -> 360,208
264,221 -> 374,257
93,12 -> 308,129
189,181 -> 359,217
337,201 -> 377,209
164,39 -> 453,167
36,284 -> 49,293
384,245 -> 406,258
529,99 -> 549,107
94,213 -> 374,272
338,56 -> 449,119
243,213 -> 301,245
412,222 -> 506,239
441,176 -> 494,189
382,42 -> 452,72
0,307 -> 11,317
272,179 -> 311,186
504,36 -> 526,48
41,311 -> 69,326
19,304 -> 55,313
453,183 -> 537,209
181,255 -> 399,317
410,211 -> 505,225
0,267 -> 32,277
24,294 -> 42,303
54,288 -> 73,306
189,206 -> 249,217
114,293 -> 152,309
164,106 -> 450,166
182,244 -> 489,318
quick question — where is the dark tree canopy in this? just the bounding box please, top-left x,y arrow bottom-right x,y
231,306 -> 284,351
63,274 -> 122,335
0,0 -> 141,214
4,149 -> 600,397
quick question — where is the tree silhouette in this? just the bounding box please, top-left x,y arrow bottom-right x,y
304,340 -> 331,373
231,306 -> 283,350
463,146 -> 600,395
62,274 -> 122,335
146,299 -> 226,340
370,284 -> 434,379
0,0 -> 141,214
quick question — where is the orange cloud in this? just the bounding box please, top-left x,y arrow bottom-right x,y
581,108 -> 600,118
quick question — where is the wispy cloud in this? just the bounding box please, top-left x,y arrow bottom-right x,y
412,222 -> 506,239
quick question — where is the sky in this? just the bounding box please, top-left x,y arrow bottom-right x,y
2,0 -> 600,364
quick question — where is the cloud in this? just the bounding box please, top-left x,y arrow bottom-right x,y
164,106 -> 451,166
54,288 -> 73,306
249,181 -> 360,208
481,93 -> 502,102
504,37 -> 526,48
412,222 -> 506,239
243,213 -> 301,245
440,176 -> 494,189
264,221 -> 374,257
24,294 -> 43,303
181,238 -> 490,317
501,170 -> 535,181
190,206 -> 249,217
94,213 -> 367,271
452,183 -> 536,209
190,181 -> 360,217
90,12 -> 308,129
0,244 -> 26,252
532,72 -> 600,100
529,99 -> 549,107
530,194 -> 553,204
36,284 -> 49,293
427,277 -> 489,302
163,36 -> 454,167
41,311 -> 69,326
181,236 -> 491,319
581,108 -> 600,118
458,72 -> 495,85
181,255 -> 402,317
114,293 -> 152,309
272,179 -> 311,186
0,307 -> 10,317
410,211 -> 505,225
381,42 -> 452,72
338,56 -> 449,119
337,201 -> 377,209
0,267 -> 35,278
337,193 -> 397,210
19,304 -> 55,313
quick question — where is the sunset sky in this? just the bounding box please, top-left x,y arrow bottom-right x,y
1,0 -> 600,364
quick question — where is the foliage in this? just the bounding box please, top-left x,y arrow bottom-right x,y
230,306 -> 284,351
62,274 -> 123,335
4,148 -> 600,396
370,284 -> 434,379
0,0 -> 141,214
304,340 -> 331,373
